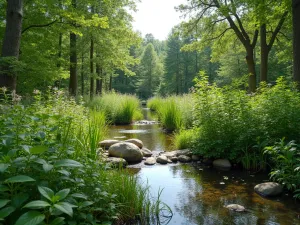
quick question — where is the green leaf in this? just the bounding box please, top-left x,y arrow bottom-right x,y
0,164 -> 9,173
55,189 -> 70,201
12,193 -> 29,208
54,202 -> 75,217
49,217 -> 65,225
29,146 -> 48,155
70,193 -> 87,200
0,206 -> 15,219
5,175 -> 35,183
80,201 -> 94,208
54,159 -> 83,168
15,211 -> 45,225
21,145 -> 30,153
38,186 -> 54,202
43,163 -> 53,172
23,200 -> 51,209
0,185 -> 9,192
0,200 -> 10,209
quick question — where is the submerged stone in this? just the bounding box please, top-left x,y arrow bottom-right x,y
213,159 -> 232,168
225,204 -> 246,212
254,182 -> 283,197
178,155 -> 192,163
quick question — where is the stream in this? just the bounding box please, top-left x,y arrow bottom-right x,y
108,108 -> 300,225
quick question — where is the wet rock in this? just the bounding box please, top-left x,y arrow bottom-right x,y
254,182 -> 283,196
213,159 -> 232,169
171,157 -> 178,163
178,155 -> 192,163
156,155 -> 169,164
108,142 -> 143,163
162,152 -> 176,159
134,120 -> 157,125
145,157 -> 156,165
192,155 -> 201,161
167,159 -> 172,163
99,140 -> 120,149
176,149 -> 192,157
105,157 -> 127,168
125,138 -> 143,148
225,204 -> 246,212
141,148 -> 152,157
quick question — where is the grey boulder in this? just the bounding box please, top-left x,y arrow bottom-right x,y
141,148 -> 152,157
178,155 -> 192,163
145,157 -> 156,165
99,140 -> 120,149
156,155 -> 169,164
125,138 -> 143,148
254,182 -> 283,196
108,142 -> 143,163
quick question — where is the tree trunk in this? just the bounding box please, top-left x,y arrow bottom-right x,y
260,24 -> 268,83
69,32 -> 77,95
293,0 -> 300,87
81,53 -> 84,96
96,60 -> 102,95
90,38 -> 94,99
0,0 -> 23,90
109,74 -> 112,91
246,47 -> 257,92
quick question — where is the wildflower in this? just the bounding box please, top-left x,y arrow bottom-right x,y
1,87 -> 7,93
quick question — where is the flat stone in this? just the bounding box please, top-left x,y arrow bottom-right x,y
105,157 -> 127,168
178,155 -> 192,163
99,140 -> 120,149
176,149 -> 192,157
108,142 -> 143,163
156,155 -> 169,164
145,157 -> 156,165
225,204 -> 246,212
213,159 -> 232,168
125,138 -> 143,148
141,148 -> 152,157
162,152 -> 176,159
254,182 -> 283,196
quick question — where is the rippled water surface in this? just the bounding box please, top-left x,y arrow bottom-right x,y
108,109 -> 300,225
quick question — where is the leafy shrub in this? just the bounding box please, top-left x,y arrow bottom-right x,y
265,139 -> 300,198
173,129 -> 195,149
191,75 -> 300,164
0,89 -> 152,224
88,93 -> 142,125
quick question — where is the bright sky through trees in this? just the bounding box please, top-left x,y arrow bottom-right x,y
132,0 -> 186,40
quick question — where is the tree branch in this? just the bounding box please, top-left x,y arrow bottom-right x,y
22,20 -> 58,34
268,11 -> 288,51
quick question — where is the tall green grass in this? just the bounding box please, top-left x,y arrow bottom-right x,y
147,95 -> 194,132
173,129 -> 195,149
88,93 -> 143,125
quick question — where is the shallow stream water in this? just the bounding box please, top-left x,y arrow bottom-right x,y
108,108 -> 300,225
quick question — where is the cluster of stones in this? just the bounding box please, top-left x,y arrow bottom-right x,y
100,139 -> 284,211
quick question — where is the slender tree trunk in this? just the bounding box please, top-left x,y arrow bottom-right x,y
246,47 -> 257,92
260,24 -> 268,82
81,53 -> 84,96
109,74 -> 112,91
0,0 -> 23,90
90,38 -> 94,99
96,59 -> 102,95
293,0 -> 300,87
69,32 -> 77,95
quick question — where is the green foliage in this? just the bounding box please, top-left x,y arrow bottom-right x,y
265,139 -> 300,198
0,89 -> 152,224
173,129 -> 195,150
191,75 -> 300,165
88,93 -> 142,125
147,95 -> 193,132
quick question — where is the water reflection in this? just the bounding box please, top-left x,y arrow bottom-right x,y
139,165 -> 300,225
107,108 -> 300,225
